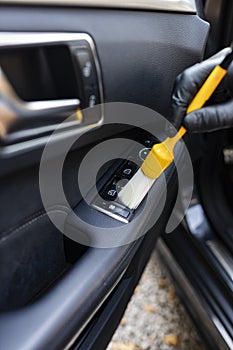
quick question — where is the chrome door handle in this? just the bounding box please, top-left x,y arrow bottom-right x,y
22,99 -> 80,116
0,67 -> 80,137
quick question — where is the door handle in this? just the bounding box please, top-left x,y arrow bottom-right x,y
0,67 -> 80,137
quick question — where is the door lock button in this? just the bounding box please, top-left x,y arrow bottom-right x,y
74,49 -> 96,88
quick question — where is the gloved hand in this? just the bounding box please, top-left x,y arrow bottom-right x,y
167,48 -> 233,135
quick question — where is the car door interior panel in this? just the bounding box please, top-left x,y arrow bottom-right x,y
0,2 -> 210,350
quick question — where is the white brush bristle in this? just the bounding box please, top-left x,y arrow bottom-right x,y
118,168 -> 155,209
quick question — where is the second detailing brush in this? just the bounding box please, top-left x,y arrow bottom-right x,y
119,48 -> 233,210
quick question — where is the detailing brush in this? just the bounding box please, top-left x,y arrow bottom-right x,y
119,48 -> 233,209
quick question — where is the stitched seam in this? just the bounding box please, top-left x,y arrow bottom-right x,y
1,208 -> 45,235
0,210 -> 48,242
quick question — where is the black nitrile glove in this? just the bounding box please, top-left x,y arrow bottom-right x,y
167,48 -> 233,136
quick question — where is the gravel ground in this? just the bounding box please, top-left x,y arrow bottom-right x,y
107,249 -> 205,350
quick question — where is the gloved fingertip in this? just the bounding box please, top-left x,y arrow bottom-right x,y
183,112 -> 201,132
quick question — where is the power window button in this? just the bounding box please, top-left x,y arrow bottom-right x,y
101,187 -> 118,201
117,161 -> 138,179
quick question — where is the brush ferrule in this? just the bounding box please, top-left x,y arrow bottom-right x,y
141,143 -> 174,179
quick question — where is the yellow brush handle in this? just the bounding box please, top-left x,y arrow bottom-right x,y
142,65 -> 227,179
163,65 -> 227,152
187,65 -> 227,114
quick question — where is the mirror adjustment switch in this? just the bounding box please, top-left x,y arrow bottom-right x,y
112,177 -> 128,192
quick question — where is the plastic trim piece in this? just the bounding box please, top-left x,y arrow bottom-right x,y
206,240 -> 233,282
0,238 -> 142,350
0,0 -> 196,13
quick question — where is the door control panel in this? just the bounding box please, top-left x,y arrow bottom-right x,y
91,133 -> 157,223
92,160 -> 139,223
